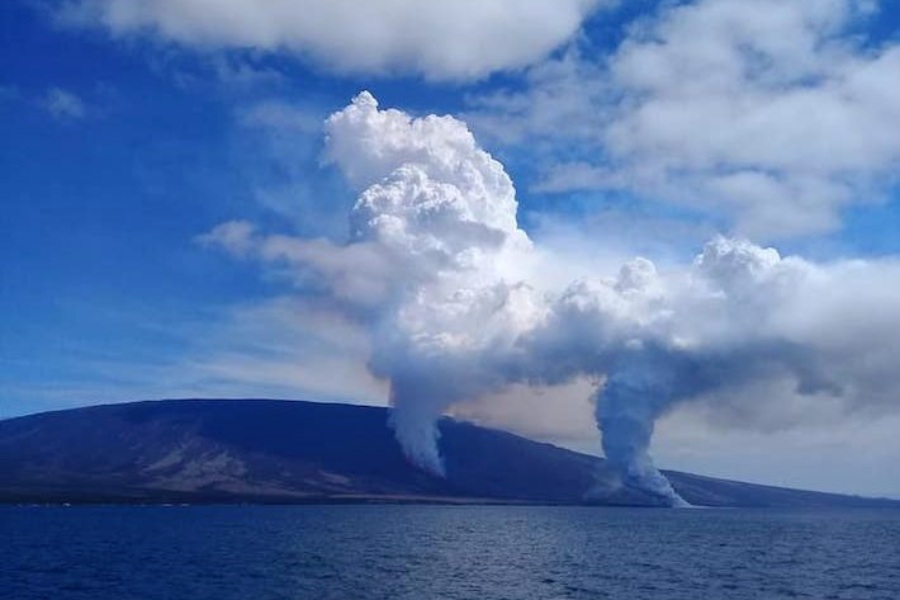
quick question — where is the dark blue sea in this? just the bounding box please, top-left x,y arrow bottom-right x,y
2,505 -> 898,599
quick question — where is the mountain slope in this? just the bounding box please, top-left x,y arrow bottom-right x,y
0,399 -> 894,507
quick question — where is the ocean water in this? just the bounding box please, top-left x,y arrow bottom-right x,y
2,505 -> 898,600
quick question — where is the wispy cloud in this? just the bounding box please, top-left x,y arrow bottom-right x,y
0,295 -> 387,419
0,85 -> 20,102
40,87 -> 86,120
212,56 -> 286,88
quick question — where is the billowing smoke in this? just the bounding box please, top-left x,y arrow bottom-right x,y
322,91 -> 536,475
205,92 -> 900,505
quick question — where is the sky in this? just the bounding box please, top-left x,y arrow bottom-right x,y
2,0 -> 900,498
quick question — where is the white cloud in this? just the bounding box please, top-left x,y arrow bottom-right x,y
206,93 -> 900,503
197,220 -> 257,257
470,0 -> 900,239
57,0 -> 607,80
41,87 -> 86,119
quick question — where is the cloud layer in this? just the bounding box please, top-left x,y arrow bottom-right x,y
471,0 -> 900,238
206,93 -> 900,505
58,0 -> 605,80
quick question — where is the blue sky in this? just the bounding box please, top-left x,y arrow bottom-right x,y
3,0 -> 900,496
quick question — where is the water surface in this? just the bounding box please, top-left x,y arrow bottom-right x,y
2,505 -> 898,599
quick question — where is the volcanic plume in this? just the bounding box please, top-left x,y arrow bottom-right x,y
204,93 -> 900,505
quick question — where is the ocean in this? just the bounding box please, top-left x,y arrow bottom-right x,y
2,505 -> 898,599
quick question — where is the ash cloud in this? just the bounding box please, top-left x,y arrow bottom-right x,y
206,92 -> 900,505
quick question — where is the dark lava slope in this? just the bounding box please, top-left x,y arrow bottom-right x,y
0,399 -> 894,507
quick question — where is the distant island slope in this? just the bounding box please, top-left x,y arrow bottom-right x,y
0,399 -> 894,507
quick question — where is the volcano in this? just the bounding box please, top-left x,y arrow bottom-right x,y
0,399 -> 894,507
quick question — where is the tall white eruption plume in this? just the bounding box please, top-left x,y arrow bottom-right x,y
206,93 -> 900,505
322,91 -> 536,475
